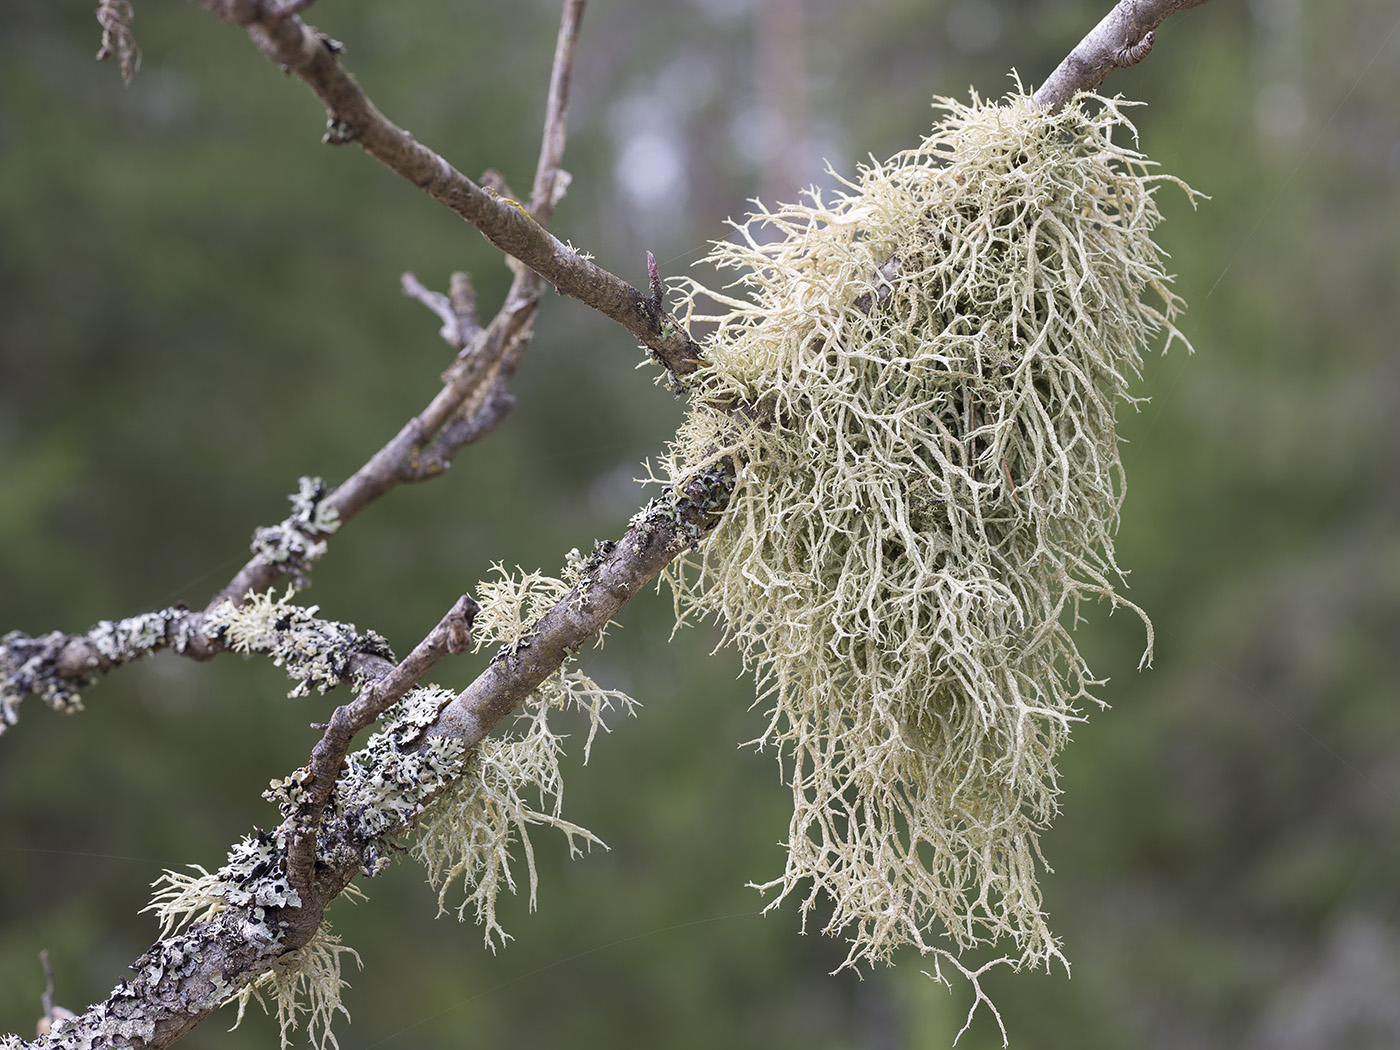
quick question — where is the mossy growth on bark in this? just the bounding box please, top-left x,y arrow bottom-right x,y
664,89 -> 1197,975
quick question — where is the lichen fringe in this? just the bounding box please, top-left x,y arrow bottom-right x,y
664,88 -> 1196,975
227,922 -> 361,1050
413,563 -> 637,949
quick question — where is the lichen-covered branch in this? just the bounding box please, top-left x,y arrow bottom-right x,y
17,470 -> 727,1050
425,463 -> 735,752
3,3 -> 589,730
1,608 -> 196,732
192,0 -> 703,379
278,595 -> 478,930
1034,0 -> 1212,112
1,477 -> 348,732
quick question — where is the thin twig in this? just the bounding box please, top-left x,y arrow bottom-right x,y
191,0 -> 703,377
400,272 -> 465,348
1034,0 -> 1212,112
530,0 -> 584,225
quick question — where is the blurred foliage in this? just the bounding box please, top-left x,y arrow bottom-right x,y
2,1 -> 1398,1048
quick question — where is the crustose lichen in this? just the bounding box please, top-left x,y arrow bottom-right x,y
663,88 -> 1197,986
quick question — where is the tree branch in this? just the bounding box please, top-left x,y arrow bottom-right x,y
280,595 -> 478,934
192,0 -> 703,378
426,464 -> 735,752
1034,0 -> 1212,112
20,467 -> 728,1050
2,1 -> 592,729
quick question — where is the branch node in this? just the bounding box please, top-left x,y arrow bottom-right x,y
1115,30 -> 1155,68
647,251 -> 663,309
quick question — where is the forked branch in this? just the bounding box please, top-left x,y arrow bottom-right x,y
1034,0 -> 1212,111
193,0 -> 703,378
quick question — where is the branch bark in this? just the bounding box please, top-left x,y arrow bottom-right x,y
193,0 -> 703,378
1034,0 -> 1212,112
279,595 -> 477,940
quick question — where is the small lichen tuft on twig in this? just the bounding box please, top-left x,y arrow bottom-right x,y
250,477 -> 340,589
411,563 -> 637,948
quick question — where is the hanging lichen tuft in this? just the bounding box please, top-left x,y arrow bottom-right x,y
663,88 -> 1197,974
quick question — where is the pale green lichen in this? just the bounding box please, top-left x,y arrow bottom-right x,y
413,564 -> 636,949
205,588 -> 393,698
664,89 -> 1196,976
227,922 -> 362,1050
144,832 -> 301,942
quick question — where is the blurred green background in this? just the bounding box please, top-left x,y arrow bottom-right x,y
2,1 -> 1398,1047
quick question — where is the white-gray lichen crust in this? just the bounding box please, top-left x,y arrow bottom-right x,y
329,685 -> 467,875
1,606 -> 193,733
665,90 -> 1195,972
251,476 -> 340,587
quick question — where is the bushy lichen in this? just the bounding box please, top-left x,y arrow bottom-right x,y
227,922 -> 361,1050
664,89 -> 1195,974
413,564 -> 637,949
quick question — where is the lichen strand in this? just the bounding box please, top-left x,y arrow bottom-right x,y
226,922 -> 362,1050
205,589 -> 394,698
412,564 -> 637,949
666,90 -> 1195,972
